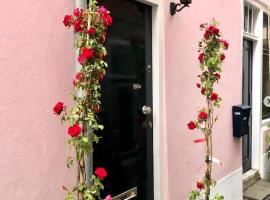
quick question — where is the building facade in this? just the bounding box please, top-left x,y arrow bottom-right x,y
0,0 -> 269,199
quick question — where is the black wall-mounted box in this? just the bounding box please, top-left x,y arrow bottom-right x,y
232,105 -> 251,138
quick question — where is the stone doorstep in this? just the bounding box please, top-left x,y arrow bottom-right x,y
243,169 -> 260,191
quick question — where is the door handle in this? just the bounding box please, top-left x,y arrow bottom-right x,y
142,105 -> 152,115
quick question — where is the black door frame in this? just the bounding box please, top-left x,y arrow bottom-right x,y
242,39 -> 253,173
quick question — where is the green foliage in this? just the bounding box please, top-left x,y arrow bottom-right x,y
189,190 -> 200,200
211,193 -> 224,200
57,0 -> 112,199
67,157 -> 74,169
65,192 -> 74,200
188,19 -> 228,200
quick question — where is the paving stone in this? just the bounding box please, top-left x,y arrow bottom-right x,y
244,170 -> 260,191
258,180 -> 270,188
244,183 -> 270,200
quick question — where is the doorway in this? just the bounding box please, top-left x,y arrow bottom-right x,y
93,1 -> 154,199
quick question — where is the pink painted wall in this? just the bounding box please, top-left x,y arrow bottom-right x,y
164,0 -> 243,199
0,0 -> 75,199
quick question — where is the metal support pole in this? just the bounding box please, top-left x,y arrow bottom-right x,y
73,0 -> 93,185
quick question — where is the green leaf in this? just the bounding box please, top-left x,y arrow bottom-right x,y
212,193 -> 224,200
67,157 -> 74,169
82,137 -> 89,143
188,190 -> 200,200
65,192 -> 74,200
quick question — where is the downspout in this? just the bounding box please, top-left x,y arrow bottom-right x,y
73,0 -> 93,185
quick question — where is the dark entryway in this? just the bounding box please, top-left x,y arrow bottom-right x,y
93,0 -> 153,199
242,39 -> 253,173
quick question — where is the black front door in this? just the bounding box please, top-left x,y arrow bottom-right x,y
242,39 -> 253,173
93,1 -> 153,199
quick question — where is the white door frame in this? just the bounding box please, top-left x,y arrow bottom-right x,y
73,0 -> 168,199
243,0 -> 269,175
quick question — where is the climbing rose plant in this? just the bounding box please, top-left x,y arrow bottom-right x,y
53,1 -> 112,200
188,20 -> 228,200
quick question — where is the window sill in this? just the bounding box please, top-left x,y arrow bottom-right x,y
243,32 -> 259,41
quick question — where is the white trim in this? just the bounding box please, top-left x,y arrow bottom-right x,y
245,0 -> 270,13
243,32 -> 259,41
134,1 -> 168,199
211,168 -> 243,200
243,0 -> 268,175
251,8 -> 263,171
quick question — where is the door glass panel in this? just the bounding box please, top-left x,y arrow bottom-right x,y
262,13 -> 270,119
93,1 -> 153,199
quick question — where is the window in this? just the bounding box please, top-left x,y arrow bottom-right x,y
262,13 -> 270,119
244,4 -> 254,34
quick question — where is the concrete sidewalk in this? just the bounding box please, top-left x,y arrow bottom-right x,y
244,180 -> 270,200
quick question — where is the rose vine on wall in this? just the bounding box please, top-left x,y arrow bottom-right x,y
53,1 -> 112,199
187,20 -> 228,200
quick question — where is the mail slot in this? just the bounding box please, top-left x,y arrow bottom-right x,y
232,105 -> 251,138
112,187 -> 137,200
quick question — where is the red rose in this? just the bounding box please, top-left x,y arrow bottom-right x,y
197,181 -> 204,190
196,83 -> 201,88
220,53 -> 225,61
95,167 -> 107,179
208,25 -> 219,35
73,8 -> 83,17
87,27 -> 96,35
204,30 -> 210,39
74,19 -> 83,32
98,73 -> 104,81
98,6 -> 108,14
76,72 -> 81,80
63,15 -> 72,27
214,73 -> 220,80
201,87 -> 206,95
53,102 -> 64,115
223,40 -> 229,49
82,48 -> 94,60
99,32 -> 107,43
200,23 -> 205,28
78,54 -> 85,65
219,39 -> 229,50
198,53 -> 205,63
73,79 -> 77,87
187,121 -> 196,130
210,93 -> 218,101
103,14 -> 112,27
94,104 -> 100,113
198,111 -> 208,120
68,124 -> 82,137
98,6 -> 112,27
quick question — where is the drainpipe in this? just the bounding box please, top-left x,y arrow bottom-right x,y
73,0 -> 93,185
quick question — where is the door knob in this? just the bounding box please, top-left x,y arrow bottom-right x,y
142,105 -> 152,115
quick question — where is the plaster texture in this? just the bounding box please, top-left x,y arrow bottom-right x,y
164,0 -> 243,199
0,0 -> 76,199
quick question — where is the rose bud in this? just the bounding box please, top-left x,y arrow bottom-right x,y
95,167 -> 107,180
210,93 -> 218,101
187,121 -> 196,130
53,102 -> 64,115
198,111 -> 208,120
197,181 -> 204,190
